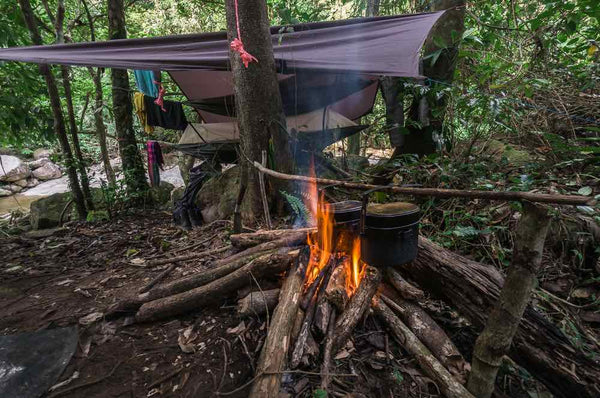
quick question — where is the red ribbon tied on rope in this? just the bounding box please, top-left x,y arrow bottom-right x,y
230,0 -> 258,68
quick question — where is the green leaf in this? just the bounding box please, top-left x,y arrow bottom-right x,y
313,389 -> 328,398
578,186 -> 593,196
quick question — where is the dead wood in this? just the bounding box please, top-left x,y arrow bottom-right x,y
320,308 -> 337,391
468,203 -> 552,398
148,245 -> 231,266
248,250 -> 307,398
314,299 -> 332,336
290,261 -> 334,368
135,249 -> 299,323
325,264 -> 349,311
333,266 -> 381,352
385,268 -> 424,300
300,261 -> 331,310
373,299 -> 476,398
252,161 -> 594,205
138,263 -> 177,294
381,287 -> 470,384
237,289 -> 280,317
230,228 -> 313,249
403,236 -> 600,398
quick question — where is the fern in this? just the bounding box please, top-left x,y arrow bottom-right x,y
280,190 -> 312,225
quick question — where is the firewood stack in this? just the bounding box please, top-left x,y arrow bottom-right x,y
107,227 -> 600,398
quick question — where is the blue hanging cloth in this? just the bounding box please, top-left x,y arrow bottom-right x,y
134,70 -> 159,98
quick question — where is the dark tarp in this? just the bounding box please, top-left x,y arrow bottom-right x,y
0,11 -> 445,77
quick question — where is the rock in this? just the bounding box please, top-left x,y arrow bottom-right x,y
30,192 -> 73,230
0,155 -> 31,182
196,166 -> 239,223
149,181 -> 175,207
26,177 -> 39,187
32,162 -> 62,180
0,188 -> 11,197
481,139 -> 535,166
27,157 -> 50,169
13,179 -> 28,188
8,184 -> 22,193
33,148 -> 53,160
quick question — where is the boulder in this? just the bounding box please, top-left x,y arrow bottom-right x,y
196,166 -> 239,223
26,177 -> 39,188
0,188 -> 11,197
171,186 -> 185,206
27,157 -> 50,169
8,184 -> 22,193
32,162 -> 62,180
0,155 -> 31,182
30,192 -> 73,230
33,148 -> 53,160
149,181 -> 175,207
481,139 -> 536,166
13,179 -> 28,188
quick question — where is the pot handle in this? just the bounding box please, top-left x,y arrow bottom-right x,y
360,187 -> 384,235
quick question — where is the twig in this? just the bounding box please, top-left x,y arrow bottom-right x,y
138,263 -> 178,294
258,150 -> 272,229
48,359 -> 124,398
59,199 -> 74,227
147,245 -> 231,266
251,161 -> 594,206
147,367 -> 184,389
249,270 -> 270,331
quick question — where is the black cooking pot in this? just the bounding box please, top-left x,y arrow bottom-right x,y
360,190 -> 421,267
317,200 -> 361,252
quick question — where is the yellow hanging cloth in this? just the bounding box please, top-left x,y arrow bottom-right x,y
134,92 -> 154,133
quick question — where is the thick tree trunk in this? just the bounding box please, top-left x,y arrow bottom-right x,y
224,0 -> 294,225
18,0 -> 87,220
403,237 -> 600,398
468,203 -> 552,398
107,0 -> 147,197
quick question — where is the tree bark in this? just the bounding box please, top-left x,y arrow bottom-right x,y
18,0 -> 87,220
224,0 -> 294,225
248,251 -> 306,398
237,289 -> 280,317
107,0 -> 147,197
230,228 -> 313,248
135,249 -> 298,322
467,203 -> 552,398
403,237 -> 600,398
373,299 -> 476,398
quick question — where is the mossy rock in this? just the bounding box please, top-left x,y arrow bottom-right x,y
482,139 -> 535,166
149,181 -> 175,208
30,192 -> 73,230
196,166 -> 239,223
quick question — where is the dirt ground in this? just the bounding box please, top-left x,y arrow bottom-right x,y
0,211 -> 566,398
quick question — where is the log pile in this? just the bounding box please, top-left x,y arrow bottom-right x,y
106,227 -> 600,398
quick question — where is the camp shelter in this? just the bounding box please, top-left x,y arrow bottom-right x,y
0,11 -> 447,157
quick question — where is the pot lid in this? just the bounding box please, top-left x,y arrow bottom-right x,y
365,202 -> 421,229
330,200 -> 361,223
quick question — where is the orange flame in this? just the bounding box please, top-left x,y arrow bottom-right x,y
344,236 -> 364,296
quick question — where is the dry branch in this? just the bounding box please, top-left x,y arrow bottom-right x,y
237,289 -> 280,317
252,161 -> 594,205
148,245 -> 231,266
320,308 -> 337,391
135,249 -> 299,322
248,250 -> 307,398
385,268 -> 424,300
325,264 -> 349,311
381,287 -> 470,384
230,228 -> 313,249
138,263 -> 177,294
373,299 -> 476,398
333,266 -> 381,352
404,237 -> 600,398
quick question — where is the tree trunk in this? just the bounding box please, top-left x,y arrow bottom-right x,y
394,0 -> 466,157
403,237 -> 600,398
468,203 -> 552,398
17,0 -> 87,220
82,0 -> 116,187
107,0 -> 147,197
224,0 -> 294,225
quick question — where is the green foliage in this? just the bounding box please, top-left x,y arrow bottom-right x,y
312,389 -> 327,398
86,210 -> 110,223
280,190 -> 312,225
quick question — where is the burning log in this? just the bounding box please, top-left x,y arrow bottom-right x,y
248,250 -> 307,398
237,289 -> 280,317
404,237 -> 600,398
300,261 -> 330,310
325,263 -> 349,311
290,261 -> 334,369
333,265 -> 381,352
385,268 -> 424,300
135,249 -> 299,323
373,298 -> 476,398
230,228 -> 313,249
380,287 -> 470,384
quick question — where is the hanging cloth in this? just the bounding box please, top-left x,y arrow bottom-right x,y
144,95 -> 188,130
146,141 -> 164,187
133,92 -> 154,133
134,70 -> 159,98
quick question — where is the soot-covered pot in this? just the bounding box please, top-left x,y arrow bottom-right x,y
360,198 -> 421,267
